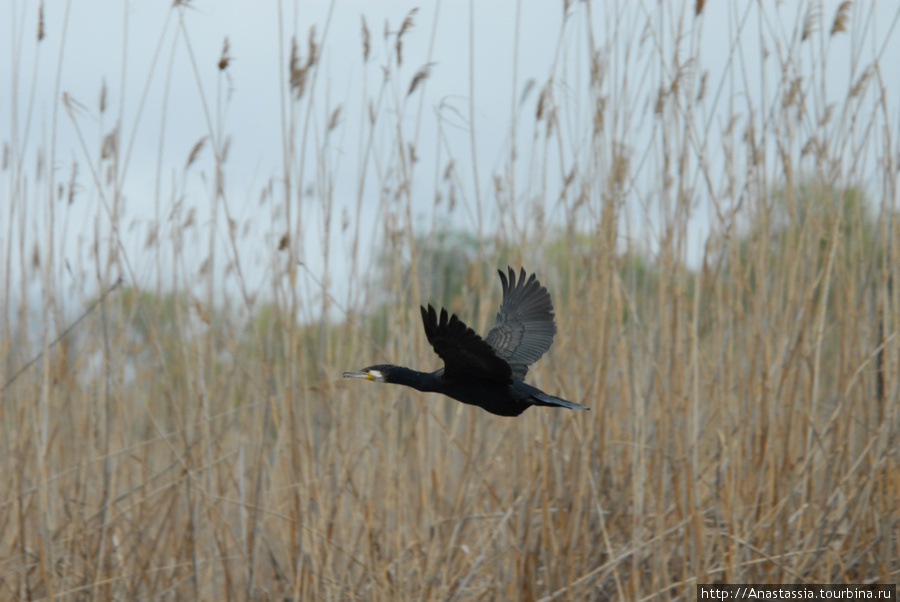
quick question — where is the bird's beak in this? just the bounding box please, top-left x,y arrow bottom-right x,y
343,370 -> 375,381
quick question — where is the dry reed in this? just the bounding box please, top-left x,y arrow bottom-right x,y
1,1 -> 897,600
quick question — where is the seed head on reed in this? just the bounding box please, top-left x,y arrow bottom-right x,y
218,37 -> 232,71
408,62 -> 434,97
37,2 -> 45,41
802,3 -> 821,41
328,106 -> 342,132
185,136 -> 207,170
361,16 -> 370,62
831,1 -> 852,36
395,8 -> 418,66
289,28 -> 317,100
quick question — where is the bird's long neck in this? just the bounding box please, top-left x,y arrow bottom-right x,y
388,366 -> 441,393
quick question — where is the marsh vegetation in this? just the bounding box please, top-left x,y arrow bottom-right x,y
1,1 -> 898,599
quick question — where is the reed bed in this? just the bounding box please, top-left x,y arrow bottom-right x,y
1,1 -> 898,599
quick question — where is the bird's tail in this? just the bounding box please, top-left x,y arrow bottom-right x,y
533,392 -> 590,411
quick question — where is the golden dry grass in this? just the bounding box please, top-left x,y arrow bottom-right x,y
1,1 -> 898,600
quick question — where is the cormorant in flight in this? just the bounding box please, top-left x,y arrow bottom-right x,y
343,267 -> 589,417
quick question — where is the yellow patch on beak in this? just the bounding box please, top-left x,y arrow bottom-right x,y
342,369 -> 382,381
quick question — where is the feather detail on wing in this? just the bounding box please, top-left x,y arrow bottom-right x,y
420,305 -> 513,382
484,267 -> 557,379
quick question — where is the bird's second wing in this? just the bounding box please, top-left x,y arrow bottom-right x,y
484,267 -> 557,379
420,305 -> 513,382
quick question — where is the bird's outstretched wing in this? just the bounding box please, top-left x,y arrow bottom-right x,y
484,267 -> 557,379
420,305 -> 513,382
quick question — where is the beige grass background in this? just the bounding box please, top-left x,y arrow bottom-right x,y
1,1 -> 898,600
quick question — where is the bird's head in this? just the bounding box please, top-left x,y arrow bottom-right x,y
342,364 -> 394,383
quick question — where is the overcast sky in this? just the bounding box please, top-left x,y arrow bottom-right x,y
2,0 -> 899,322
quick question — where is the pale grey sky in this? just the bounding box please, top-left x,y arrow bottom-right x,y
3,0 -> 898,322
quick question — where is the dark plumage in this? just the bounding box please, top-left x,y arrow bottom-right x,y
343,267 -> 589,417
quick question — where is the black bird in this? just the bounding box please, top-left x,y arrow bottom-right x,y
343,267 -> 589,417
